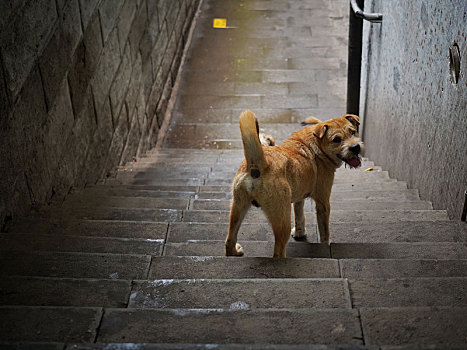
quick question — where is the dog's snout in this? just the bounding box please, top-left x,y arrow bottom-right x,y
349,144 -> 360,155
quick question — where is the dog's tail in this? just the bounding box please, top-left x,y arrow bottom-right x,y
239,110 -> 267,178
301,116 -> 322,126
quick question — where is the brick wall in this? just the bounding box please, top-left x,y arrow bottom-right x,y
0,0 -> 200,228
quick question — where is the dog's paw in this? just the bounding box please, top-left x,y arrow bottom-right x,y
291,227 -> 307,241
320,239 -> 330,245
226,243 -> 244,256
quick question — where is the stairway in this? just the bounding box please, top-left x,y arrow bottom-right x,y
1,148 -> 466,348
1,0 -> 466,348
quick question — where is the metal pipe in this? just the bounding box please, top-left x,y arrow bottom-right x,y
350,0 -> 383,23
346,0 -> 364,116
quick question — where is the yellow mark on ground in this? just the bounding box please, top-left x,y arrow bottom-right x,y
364,167 -> 374,172
213,18 -> 227,28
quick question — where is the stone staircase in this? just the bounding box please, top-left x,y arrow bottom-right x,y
1,148 -> 466,349
2,0 -> 466,348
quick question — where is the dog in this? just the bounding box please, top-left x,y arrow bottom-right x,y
225,110 -> 364,258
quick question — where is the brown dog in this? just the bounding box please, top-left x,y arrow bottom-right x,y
225,110 -> 364,258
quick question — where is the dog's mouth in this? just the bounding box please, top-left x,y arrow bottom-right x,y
337,154 -> 362,168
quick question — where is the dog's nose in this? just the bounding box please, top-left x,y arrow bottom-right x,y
349,144 -> 360,155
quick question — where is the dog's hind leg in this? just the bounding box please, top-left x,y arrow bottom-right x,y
291,200 -> 306,240
225,194 -> 250,256
263,196 -> 291,258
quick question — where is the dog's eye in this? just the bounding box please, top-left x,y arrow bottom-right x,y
350,130 -> 356,135
332,137 -> 342,143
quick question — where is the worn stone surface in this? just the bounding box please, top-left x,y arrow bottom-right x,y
349,278 -> 467,307
0,306 -> 102,342
0,276 -> 131,307
149,257 -> 340,279
1,0 -> 57,100
360,307 -> 467,346
129,278 -> 349,309
39,0 -> 82,108
340,259 -> 467,279
332,242 -> 467,259
0,251 -> 150,279
97,309 -> 362,344
0,233 -> 163,255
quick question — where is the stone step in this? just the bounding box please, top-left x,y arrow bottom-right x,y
61,196 -> 189,210
128,278 -> 351,309
63,343 -> 382,350
0,306 -> 102,343
348,277 -> 467,308
165,221 -> 465,243
148,257 -> 340,279
0,233 -> 164,255
198,182 -> 409,192
117,169 -> 390,182
0,276 -> 131,308
190,199 -> 433,211
96,308 -> 362,344
163,241 -> 467,259
331,242 -> 467,259
360,307 -> 467,346
195,189 -> 421,201
0,251 -> 150,279
7,219 -> 168,238
340,259 -> 467,279
39,207 -> 182,222
181,209 -> 448,224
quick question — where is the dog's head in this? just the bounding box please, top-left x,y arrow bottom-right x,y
312,114 -> 364,168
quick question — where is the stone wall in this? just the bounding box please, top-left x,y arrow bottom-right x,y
360,0 -> 466,219
0,0 -> 200,228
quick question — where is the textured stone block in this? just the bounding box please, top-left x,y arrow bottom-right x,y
116,0 -> 137,50
68,11 -> 103,116
125,53 -> 143,114
1,0 -> 56,101
129,279 -> 349,309
109,41 -> 132,118
360,307 -> 467,346
340,259 -> 467,279
0,306 -> 102,342
139,5 -> 160,64
106,104 -> 129,172
150,23 -> 168,78
128,0 -> 148,63
149,256 -> 340,279
0,276 -> 131,307
98,0 -> 124,45
0,250 -> 151,279
91,27 -> 121,119
77,0 -> 99,30
120,111 -> 141,165
39,0 -> 82,109
349,278 -> 467,308
97,309 -> 361,344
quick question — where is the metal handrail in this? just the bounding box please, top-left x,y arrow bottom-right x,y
350,0 -> 383,23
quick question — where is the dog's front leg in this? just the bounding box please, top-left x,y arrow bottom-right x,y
315,199 -> 330,245
291,200 -> 306,240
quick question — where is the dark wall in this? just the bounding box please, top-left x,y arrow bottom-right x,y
0,0 -> 200,227
361,0 -> 467,219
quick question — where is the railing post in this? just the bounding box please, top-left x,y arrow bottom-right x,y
346,0 -> 364,116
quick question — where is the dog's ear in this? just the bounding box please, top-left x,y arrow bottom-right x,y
313,124 -> 328,139
345,114 -> 360,132
301,116 -> 322,126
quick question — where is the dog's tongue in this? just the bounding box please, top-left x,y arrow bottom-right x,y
348,156 -> 361,168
